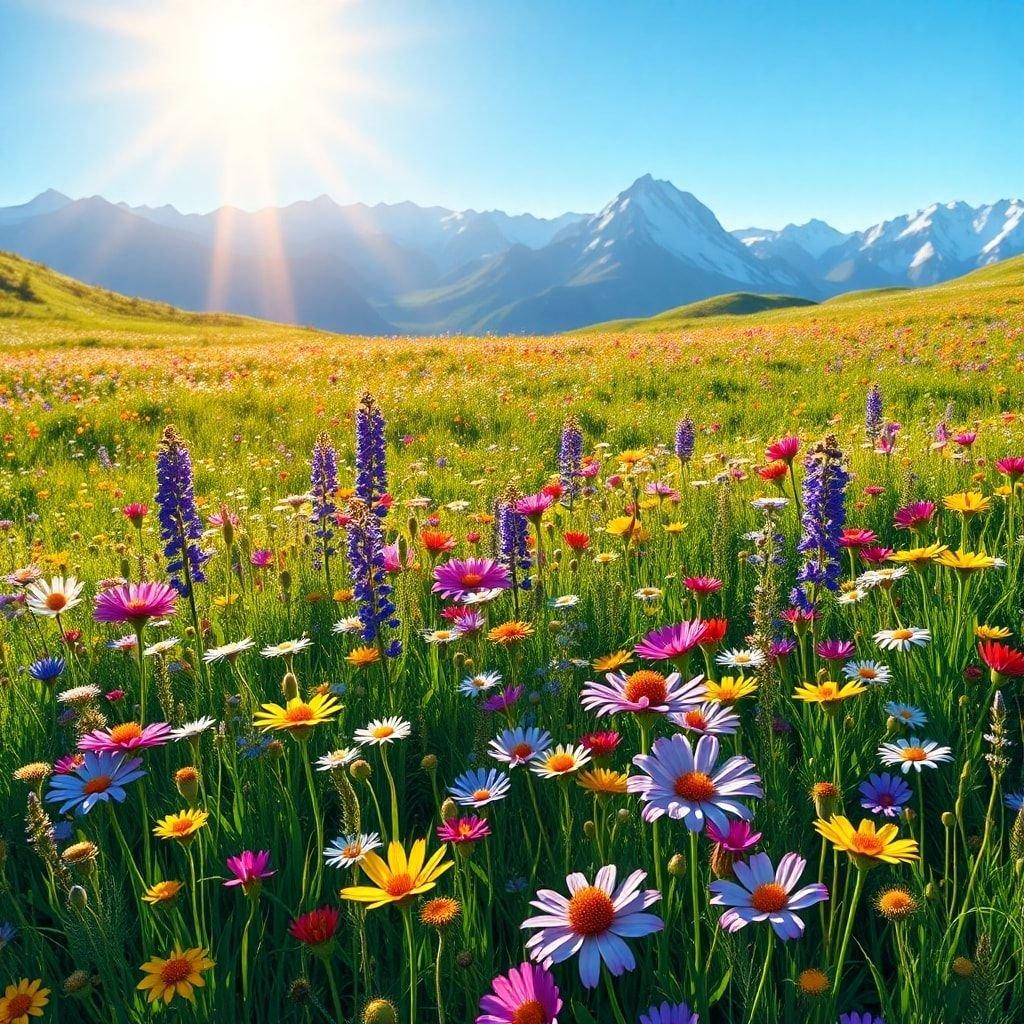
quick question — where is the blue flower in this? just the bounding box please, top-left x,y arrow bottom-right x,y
310,432 -> 338,571
859,772 -> 912,818
0,922 -> 17,949
28,656 -> 66,682
346,504 -> 401,655
885,702 -> 927,728
447,767 -> 511,808
640,1002 -> 699,1024
558,415 -> 583,504
45,752 -> 146,816
355,393 -> 388,513
155,426 -> 210,595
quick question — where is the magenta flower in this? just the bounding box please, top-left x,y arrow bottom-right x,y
433,557 -> 511,601
635,620 -> 709,662
765,436 -> 800,463
224,850 -> 274,894
437,816 -> 492,845
995,456 -> 1024,480
93,581 -> 178,625
78,721 -> 173,753
477,961 -> 562,1024
514,492 -> 555,522
815,639 -> 856,661
707,820 -> 762,853
482,685 -> 523,713
893,501 -> 937,531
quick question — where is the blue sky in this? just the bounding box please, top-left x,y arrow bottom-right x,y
1,1 -> 1021,230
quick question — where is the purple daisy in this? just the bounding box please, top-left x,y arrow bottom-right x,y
476,962 -> 561,1024
521,865 -> 663,989
433,558 -> 511,601
437,816 -> 492,846
635,620 -> 708,662
628,734 -> 762,832
93,581 -> 178,625
709,852 -> 828,940
482,685 -> 523,714
580,670 -> 705,717
858,772 -> 912,818
670,701 -> 740,736
639,1003 -> 699,1024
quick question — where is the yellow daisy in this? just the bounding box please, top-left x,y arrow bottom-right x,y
346,645 -> 381,669
253,692 -> 342,736
340,839 -> 452,911
888,543 -> 947,567
793,679 -> 867,708
942,491 -> 991,516
592,650 -> 633,672
143,880 -> 184,906
934,548 -> 1001,574
577,768 -> 629,796
153,809 -> 209,844
814,815 -> 918,869
975,624 -> 1012,640
137,946 -> 215,1005
0,978 -> 50,1024
705,676 -> 758,704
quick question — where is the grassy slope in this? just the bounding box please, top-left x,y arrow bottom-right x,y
582,255 -> 1024,334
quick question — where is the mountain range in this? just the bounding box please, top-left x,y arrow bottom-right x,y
1,177 -> 1021,334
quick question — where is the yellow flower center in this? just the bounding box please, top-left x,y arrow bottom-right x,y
567,886 -> 615,936
624,670 -> 668,706
372,725 -> 395,739
109,722 -> 142,744
283,705 -> 315,724
545,753 -> 575,773
674,770 -> 716,801
890,629 -> 913,641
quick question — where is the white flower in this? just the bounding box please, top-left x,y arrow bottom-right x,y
422,628 -> 460,644
842,660 -> 891,685
316,747 -> 362,772
459,670 -> 502,696
144,637 -> 181,657
633,587 -> 663,602
878,737 -> 953,773
56,684 -> 101,705
332,617 -> 364,635
25,576 -> 85,617
874,627 -> 930,652
530,744 -> 591,779
354,717 -> 411,746
460,588 -> 506,606
203,637 -> 255,663
170,717 -> 217,741
261,637 -> 313,659
715,648 -> 766,671
857,566 -> 909,589
549,594 -> 580,609
324,832 -> 382,868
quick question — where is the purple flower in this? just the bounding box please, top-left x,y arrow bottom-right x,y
476,962 -> 562,1024
581,670 -> 705,718
482,685 -> 523,713
865,383 -> 883,441
224,850 -> 274,894
628,734 -> 763,832
514,492 -> 555,522
841,1014 -> 884,1024
310,432 -> 338,573
709,852 -> 828,940
670,701 -> 741,736
558,416 -> 584,506
433,558 -> 511,601
45,751 -> 145,816
155,426 -> 210,596
521,865 -> 663,989
706,820 -> 761,853
346,504 -> 401,656
640,1003 -> 698,1024
816,639 -> 856,661
496,493 -> 532,594
674,417 -> 695,465
355,393 -> 388,514
634,620 -> 708,662
858,772 -> 912,818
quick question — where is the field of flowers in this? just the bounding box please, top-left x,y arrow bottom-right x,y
1,257 -> 1024,1023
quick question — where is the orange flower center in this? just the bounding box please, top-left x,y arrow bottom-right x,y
624,670 -> 668,706
460,572 -> 484,588
567,886 -> 615,936
372,726 -> 395,739
674,770 -> 717,801
384,872 -> 415,898
890,629 -> 913,641
682,710 -> 708,729
512,1000 -> 549,1024
45,593 -> 68,610
283,704 -> 315,724
750,882 -> 789,913
341,843 -> 362,859
4,994 -> 32,1017
857,669 -> 877,680
170,818 -> 195,835
471,789 -> 492,802
546,753 -> 575,773
160,956 -> 193,985
817,683 -> 839,700
83,775 -> 112,795
901,746 -> 927,762
109,722 -> 142,744
850,832 -> 884,856
511,742 -> 534,760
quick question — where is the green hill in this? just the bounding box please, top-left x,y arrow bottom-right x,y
582,255 -> 1024,333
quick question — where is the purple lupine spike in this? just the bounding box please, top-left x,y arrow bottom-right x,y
790,435 -> 849,612
558,415 -> 584,506
355,393 -> 388,516
675,417 -> 695,465
310,432 -> 338,579
155,426 -> 210,596
865,384 -> 883,442
347,503 -> 401,656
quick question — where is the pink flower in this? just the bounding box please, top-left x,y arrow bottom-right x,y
765,436 -> 800,464
684,576 -> 722,595
78,721 -> 173,753
433,558 -> 511,601
477,962 -> 562,1024
995,456 -> 1024,480
93,582 -> 178,626
224,850 -> 274,894
514,492 -> 555,521
893,501 -> 937,531
635,620 -> 709,662
437,816 -> 491,846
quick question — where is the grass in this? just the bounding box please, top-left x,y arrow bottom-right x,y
0,252 -> 1022,1022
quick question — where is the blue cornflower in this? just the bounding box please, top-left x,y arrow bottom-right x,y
859,772 -> 912,818
45,751 -> 146,816
885,702 -> 928,728
447,767 -> 512,808
28,656 -> 66,682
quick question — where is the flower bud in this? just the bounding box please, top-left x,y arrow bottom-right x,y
283,671 -> 299,700
69,885 -> 88,911
351,759 -> 372,781
440,798 -> 458,822
363,998 -> 398,1024
667,853 -> 687,877
421,754 -> 437,772
174,766 -> 200,804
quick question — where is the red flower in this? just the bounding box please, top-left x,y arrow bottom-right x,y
541,482 -> 564,499
978,641 -> 1024,679
420,530 -> 456,554
563,531 -> 592,551
757,461 -> 788,482
685,576 -> 722,595
580,730 -> 621,758
839,528 -> 877,548
698,617 -> 729,646
122,502 -> 149,526
289,907 -> 340,947
765,436 -> 800,464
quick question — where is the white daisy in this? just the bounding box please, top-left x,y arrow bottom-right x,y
842,660 -> 892,685
260,637 -> 313,659
874,627 -> 930,652
203,637 -> 256,663
25,576 -> 85,617
332,617 -> 364,635
170,717 -> 217,742
715,647 -> 766,671
316,747 -> 362,772
459,670 -> 502,696
324,832 -> 382,868
878,737 -> 953,773
144,637 -> 181,657
354,717 -> 411,746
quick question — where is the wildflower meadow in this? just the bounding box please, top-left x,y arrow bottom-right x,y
2,256 -> 1024,1023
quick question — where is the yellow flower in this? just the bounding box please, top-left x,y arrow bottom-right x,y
942,491 -> 990,516
616,448 -> 649,468
814,816 -> 918,869
663,521 -> 688,534
137,946 -> 215,1004
934,548 -> 1000,574
340,839 -> 452,910
0,978 -> 50,1024
577,768 -> 629,796
143,880 -> 184,906
592,650 -> 633,672
253,692 -> 342,735
605,516 -> 649,543
488,621 -> 535,645
419,896 -> 461,928
975,624 -> 1012,640
346,645 -> 381,669
888,543 -> 947,566
153,809 -> 209,844
705,676 -> 758,704
212,593 -> 239,607
793,679 -> 867,707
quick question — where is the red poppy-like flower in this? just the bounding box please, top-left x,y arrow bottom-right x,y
698,617 -> 729,647
420,530 -> 456,554
978,641 -> 1024,679
563,531 -> 592,551
757,462 -> 788,483
580,730 -> 621,758
288,906 -> 340,948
